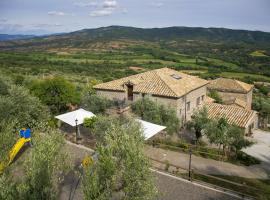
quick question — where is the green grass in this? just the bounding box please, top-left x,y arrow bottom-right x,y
250,50 -> 268,57
221,72 -> 270,81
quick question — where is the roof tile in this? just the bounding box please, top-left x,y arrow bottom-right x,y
94,68 -> 208,97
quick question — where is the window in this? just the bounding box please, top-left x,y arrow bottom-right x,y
187,102 -> 190,111
171,74 -> 182,80
196,97 -> 200,106
127,85 -> 133,101
201,95 -> 205,101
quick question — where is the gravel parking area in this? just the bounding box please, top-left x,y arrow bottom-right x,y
242,130 -> 270,172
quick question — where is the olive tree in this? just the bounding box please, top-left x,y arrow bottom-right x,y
0,84 -> 49,130
30,77 -> 80,114
20,131 -> 70,200
81,94 -> 112,114
132,98 -> 180,135
204,118 -> 250,157
0,131 -> 70,200
82,117 -> 157,200
187,106 -> 209,140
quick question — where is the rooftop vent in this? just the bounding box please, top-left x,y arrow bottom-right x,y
171,74 -> 182,80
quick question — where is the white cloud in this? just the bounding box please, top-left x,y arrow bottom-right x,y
89,0 -> 126,17
48,11 -> 66,16
151,2 -> 164,8
48,11 -> 75,17
31,23 -> 63,28
103,0 -> 117,8
90,9 -> 113,17
74,1 -> 98,7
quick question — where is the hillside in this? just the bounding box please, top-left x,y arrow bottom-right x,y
0,34 -> 35,41
0,26 -> 269,82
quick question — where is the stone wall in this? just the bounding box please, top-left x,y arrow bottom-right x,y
182,86 -> 207,121
244,112 -> 258,135
134,86 -> 207,123
216,90 -> 252,109
96,85 -> 207,124
96,90 -> 126,101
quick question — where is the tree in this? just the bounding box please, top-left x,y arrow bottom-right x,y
0,131 -> 70,200
30,77 -> 80,114
83,117 -> 98,130
131,98 -> 180,135
82,117 -> 157,200
83,79 -> 102,95
187,106 -> 210,140
81,94 -> 112,114
0,122 -> 17,163
20,131 -> 70,200
208,90 -> 223,103
0,84 -> 49,130
252,97 -> 270,129
204,117 -> 250,157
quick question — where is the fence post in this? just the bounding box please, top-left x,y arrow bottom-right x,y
189,148 -> 192,181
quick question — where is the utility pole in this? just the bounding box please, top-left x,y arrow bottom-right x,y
188,148 -> 192,181
75,119 -> 78,143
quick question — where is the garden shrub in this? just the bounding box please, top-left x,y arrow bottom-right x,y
131,98 -> 180,135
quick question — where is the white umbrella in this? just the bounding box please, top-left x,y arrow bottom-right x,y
136,119 -> 166,140
55,108 -> 96,127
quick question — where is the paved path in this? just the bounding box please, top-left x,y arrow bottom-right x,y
153,170 -> 240,200
242,130 -> 270,172
60,141 -> 241,200
145,145 -> 269,179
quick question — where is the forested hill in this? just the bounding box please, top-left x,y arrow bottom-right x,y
0,34 -> 35,41
1,26 -> 270,50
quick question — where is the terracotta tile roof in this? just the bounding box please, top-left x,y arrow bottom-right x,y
205,103 -> 257,128
94,68 -> 209,98
208,78 -> 253,93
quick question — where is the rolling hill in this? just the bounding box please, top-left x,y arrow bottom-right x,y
1,26 -> 270,50
0,26 -> 269,81
0,34 -> 36,41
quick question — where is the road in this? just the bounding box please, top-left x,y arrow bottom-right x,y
145,145 -> 269,179
60,141 -> 241,200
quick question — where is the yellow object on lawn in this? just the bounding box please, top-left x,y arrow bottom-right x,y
0,137 -> 30,174
82,156 -> 93,168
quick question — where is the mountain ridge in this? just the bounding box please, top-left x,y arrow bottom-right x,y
1,26 -> 270,51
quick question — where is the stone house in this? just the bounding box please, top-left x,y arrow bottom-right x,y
207,78 -> 254,109
205,103 -> 258,135
94,68 -> 209,123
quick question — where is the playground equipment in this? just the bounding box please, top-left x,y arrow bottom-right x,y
0,128 -> 31,173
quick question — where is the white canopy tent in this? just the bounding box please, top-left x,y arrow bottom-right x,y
55,108 -> 96,127
136,119 -> 166,140
55,109 -> 165,141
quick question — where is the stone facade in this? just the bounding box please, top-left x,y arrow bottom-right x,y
96,85 -> 207,123
96,90 -> 126,101
244,112 -> 258,135
216,90 -> 253,109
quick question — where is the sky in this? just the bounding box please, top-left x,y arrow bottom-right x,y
0,0 -> 269,35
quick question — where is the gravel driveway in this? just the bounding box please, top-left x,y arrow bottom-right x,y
242,129 -> 270,172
